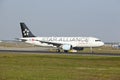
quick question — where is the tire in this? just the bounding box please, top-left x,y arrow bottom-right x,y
57,49 -> 61,53
64,50 -> 68,53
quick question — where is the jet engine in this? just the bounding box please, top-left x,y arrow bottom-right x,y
61,44 -> 72,50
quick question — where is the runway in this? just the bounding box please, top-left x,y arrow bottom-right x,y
0,49 -> 120,56
0,41 -> 120,56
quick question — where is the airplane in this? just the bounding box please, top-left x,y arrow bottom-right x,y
19,22 -> 104,52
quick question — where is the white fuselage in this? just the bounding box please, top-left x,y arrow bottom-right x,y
20,37 -> 104,48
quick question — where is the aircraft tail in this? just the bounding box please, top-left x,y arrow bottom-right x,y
20,22 -> 35,37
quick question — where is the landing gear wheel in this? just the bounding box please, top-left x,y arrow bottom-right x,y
57,49 -> 61,53
64,50 -> 68,53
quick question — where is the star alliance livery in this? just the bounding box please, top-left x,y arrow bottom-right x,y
19,22 -> 104,52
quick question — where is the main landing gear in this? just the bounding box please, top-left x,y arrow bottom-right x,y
56,49 -> 69,53
90,47 -> 93,53
64,50 -> 68,53
57,49 -> 61,53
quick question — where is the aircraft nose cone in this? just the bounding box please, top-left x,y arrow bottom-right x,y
100,42 -> 104,46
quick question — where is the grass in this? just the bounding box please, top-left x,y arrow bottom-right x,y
0,53 -> 120,80
49,46 -> 120,54
78,46 -> 120,54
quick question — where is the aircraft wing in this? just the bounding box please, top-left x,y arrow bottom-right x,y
36,40 -> 62,47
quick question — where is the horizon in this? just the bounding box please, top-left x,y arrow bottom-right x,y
0,0 -> 120,42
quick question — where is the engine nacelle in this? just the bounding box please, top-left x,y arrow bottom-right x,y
73,47 -> 84,50
61,44 -> 72,50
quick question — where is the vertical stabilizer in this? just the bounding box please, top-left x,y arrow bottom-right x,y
20,22 -> 35,37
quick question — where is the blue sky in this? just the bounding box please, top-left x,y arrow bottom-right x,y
0,0 -> 120,42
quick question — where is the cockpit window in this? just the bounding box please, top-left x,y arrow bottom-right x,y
95,40 -> 101,42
